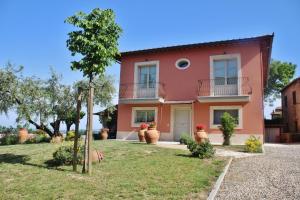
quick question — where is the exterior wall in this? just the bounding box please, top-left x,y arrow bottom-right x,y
117,42 -> 266,144
282,81 -> 300,133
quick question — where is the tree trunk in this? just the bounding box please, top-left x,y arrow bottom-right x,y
28,119 -> 54,137
50,120 -> 61,137
73,87 -> 82,172
82,99 -> 89,173
66,123 -> 73,133
87,77 -> 94,175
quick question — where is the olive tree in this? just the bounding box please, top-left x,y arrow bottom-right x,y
65,8 -> 121,174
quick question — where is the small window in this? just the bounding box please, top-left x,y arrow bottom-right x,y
213,110 -> 239,125
284,95 -> 288,107
135,110 -> 155,123
293,91 -> 296,105
132,107 -> 157,127
175,58 -> 190,70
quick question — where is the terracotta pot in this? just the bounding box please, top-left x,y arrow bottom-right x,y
145,128 -> 160,144
194,129 -> 208,144
100,129 -> 109,140
91,150 -> 104,163
18,128 -> 28,144
138,129 -> 147,142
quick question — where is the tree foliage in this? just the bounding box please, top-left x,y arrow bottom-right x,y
264,60 -> 296,105
65,8 -> 122,78
0,63 -> 116,137
219,112 -> 236,146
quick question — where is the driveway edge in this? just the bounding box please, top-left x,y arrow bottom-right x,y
207,157 -> 233,200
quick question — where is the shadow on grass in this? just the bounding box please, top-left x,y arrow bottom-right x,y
0,153 -> 71,172
175,153 -> 194,158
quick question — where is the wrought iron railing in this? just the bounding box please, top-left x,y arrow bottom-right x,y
198,77 -> 252,96
119,82 -> 166,99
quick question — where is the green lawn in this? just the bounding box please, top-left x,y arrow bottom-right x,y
0,140 -> 226,200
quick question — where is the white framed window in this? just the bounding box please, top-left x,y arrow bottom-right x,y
210,106 -> 242,129
175,58 -> 190,70
210,54 -> 241,96
134,61 -> 159,98
131,107 -> 158,127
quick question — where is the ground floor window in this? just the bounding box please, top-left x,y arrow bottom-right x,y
210,106 -> 242,129
132,107 -> 157,127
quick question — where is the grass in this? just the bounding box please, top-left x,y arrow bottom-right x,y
0,140 -> 226,200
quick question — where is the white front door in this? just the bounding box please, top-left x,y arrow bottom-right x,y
173,108 -> 191,141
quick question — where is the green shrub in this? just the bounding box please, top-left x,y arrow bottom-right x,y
245,136 -> 262,153
65,130 -> 78,141
53,143 -> 84,165
179,134 -> 192,145
25,135 -> 50,144
33,129 -> 47,136
0,134 -> 18,145
187,139 -> 215,159
219,112 -> 237,145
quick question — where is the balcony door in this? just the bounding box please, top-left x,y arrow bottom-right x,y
213,58 -> 238,96
136,64 -> 157,98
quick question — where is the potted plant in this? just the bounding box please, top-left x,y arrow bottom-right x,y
18,128 -> 28,144
100,128 -> 109,140
145,122 -> 160,144
219,112 -> 236,145
194,124 -> 208,144
138,123 -> 148,142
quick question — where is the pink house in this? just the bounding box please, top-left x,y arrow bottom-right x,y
117,34 -> 273,144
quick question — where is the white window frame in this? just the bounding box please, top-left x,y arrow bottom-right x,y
131,107 -> 158,127
209,54 -> 242,96
134,61 -> 159,98
175,58 -> 190,70
209,106 -> 243,129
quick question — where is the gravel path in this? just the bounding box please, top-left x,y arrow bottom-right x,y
215,144 -> 300,200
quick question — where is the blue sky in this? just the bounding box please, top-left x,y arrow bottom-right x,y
0,0 -> 299,129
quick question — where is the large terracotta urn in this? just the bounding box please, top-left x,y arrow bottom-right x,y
138,129 -> 147,142
145,123 -> 160,144
18,128 -> 28,144
100,128 -> 109,140
194,124 -> 208,144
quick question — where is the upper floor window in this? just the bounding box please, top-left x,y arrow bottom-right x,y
134,61 -> 159,98
293,91 -> 296,105
175,58 -> 190,70
210,54 -> 241,96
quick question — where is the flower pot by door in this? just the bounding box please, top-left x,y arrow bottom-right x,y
138,129 -> 147,142
145,128 -> 160,144
194,130 -> 208,144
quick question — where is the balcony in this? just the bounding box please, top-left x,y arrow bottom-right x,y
197,77 -> 252,103
119,82 -> 166,104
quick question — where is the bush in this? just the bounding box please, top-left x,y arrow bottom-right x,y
65,130 -> 76,141
33,129 -> 47,136
179,134 -> 192,145
219,112 -> 237,145
245,136 -> 262,153
187,139 -> 215,159
53,143 -> 84,165
25,135 -> 50,144
0,134 -> 18,145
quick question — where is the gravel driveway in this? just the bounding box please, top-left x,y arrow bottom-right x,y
216,144 -> 300,200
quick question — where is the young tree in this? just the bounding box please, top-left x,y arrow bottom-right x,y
219,112 -> 236,146
65,8 -> 122,174
264,60 -> 296,106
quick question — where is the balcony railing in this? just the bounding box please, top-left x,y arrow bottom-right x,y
198,77 -> 252,96
119,82 -> 166,99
